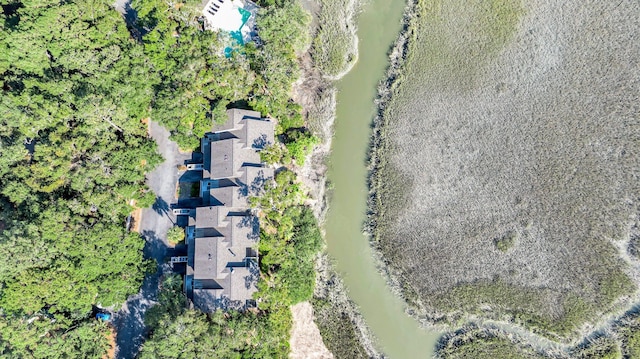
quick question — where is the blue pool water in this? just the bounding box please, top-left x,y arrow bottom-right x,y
224,7 -> 252,57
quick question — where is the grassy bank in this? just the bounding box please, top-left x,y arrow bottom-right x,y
437,331 -> 544,359
310,0 -> 361,78
370,0 -> 640,342
312,255 -> 383,359
435,325 -> 627,359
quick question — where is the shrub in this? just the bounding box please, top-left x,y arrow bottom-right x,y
166,226 -> 185,246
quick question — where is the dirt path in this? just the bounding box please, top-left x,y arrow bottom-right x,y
112,121 -> 190,359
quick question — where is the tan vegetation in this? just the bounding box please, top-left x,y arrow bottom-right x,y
371,0 -> 640,340
310,0 -> 361,79
289,302 -> 334,359
130,208 -> 143,233
103,327 -> 116,359
312,255 -> 383,359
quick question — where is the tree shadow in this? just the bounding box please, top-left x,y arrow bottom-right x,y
2,2 -> 23,29
237,215 -> 259,242
151,196 -> 170,217
252,133 -> 270,149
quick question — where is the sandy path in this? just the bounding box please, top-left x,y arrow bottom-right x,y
290,302 -> 334,359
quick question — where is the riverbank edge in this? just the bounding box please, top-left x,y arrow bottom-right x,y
363,0 -> 640,357
291,0 -> 386,357
364,0 -> 426,322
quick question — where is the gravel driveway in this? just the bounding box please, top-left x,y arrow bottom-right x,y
112,121 -> 190,359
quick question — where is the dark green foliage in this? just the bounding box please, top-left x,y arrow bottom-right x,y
140,275 -> 292,358
284,128 -> 318,165
251,170 -> 322,306
141,307 -> 292,359
257,209 -> 322,307
1,0 -> 321,356
134,0 -> 255,149
166,226 -> 185,246
260,144 -> 292,165
132,0 -> 310,150
0,317 -> 111,359
143,274 -> 187,329
272,206 -> 323,303
0,0 -> 159,312
251,1 -> 309,133
0,0 -> 161,355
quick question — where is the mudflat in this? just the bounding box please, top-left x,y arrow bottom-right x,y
376,0 -> 640,337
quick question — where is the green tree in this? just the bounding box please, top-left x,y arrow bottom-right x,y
0,0 -> 160,354
167,226 -> 185,246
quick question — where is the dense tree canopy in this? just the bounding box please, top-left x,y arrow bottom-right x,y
141,179 -> 322,358
132,0 -> 312,150
0,0 -> 159,355
140,274 -> 292,358
1,0 -> 321,356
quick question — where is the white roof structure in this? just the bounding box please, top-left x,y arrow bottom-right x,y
203,0 -> 245,32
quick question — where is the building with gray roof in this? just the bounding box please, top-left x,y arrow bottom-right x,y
181,109 -> 274,312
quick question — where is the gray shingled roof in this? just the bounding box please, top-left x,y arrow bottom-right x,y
187,108 -> 273,312
194,206 -> 227,229
212,109 -> 262,133
239,167 -> 274,198
209,139 -> 238,179
209,186 -> 243,207
241,119 -> 274,150
193,237 -> 221,280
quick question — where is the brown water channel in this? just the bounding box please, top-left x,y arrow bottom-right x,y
324,0 -> 441,357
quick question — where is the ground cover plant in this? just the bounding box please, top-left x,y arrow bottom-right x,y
139,274 -> 292,358
311,259 -> 380,359
438,337 -> 543,359
312,298 -> 369,359
436,326 -> 625,359
373,0 -> 640,339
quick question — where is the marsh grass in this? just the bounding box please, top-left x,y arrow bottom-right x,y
372,0 -> 640,339
438,337 -> 544,359
312,298 -> 370,359
494,230 -> 516,252
620,316 -> 640,358
310,0 -> 360,78
436,325 -> 626,359
312,255 -> 383,359
408,0 -> 524,90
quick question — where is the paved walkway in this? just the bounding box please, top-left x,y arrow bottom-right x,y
112,121 -> 190,359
